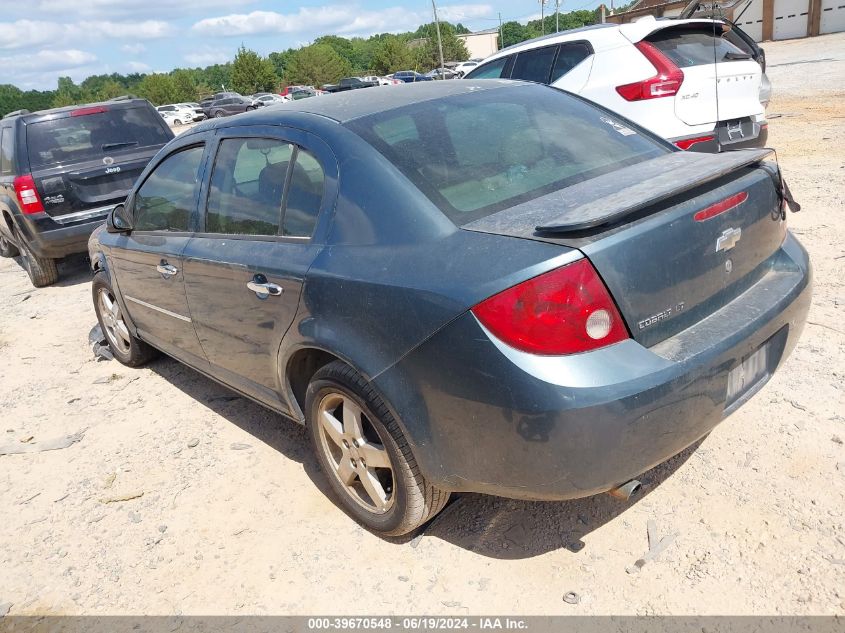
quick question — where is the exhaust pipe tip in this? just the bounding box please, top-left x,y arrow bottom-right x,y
608,479 -> 642,501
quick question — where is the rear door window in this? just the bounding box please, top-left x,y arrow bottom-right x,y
511,45 -> 558,84
465,56 -> 511,79
26,105 -> 171,169
0,127 -> 12,175
646,26 -> 751,67
134,145 -> 204,232
282,150 -> 325,237
551,42 -> 592,82
206,138 -> 293,236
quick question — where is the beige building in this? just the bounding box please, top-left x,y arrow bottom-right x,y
456,28 -> 501,59
603,0 -> 844,41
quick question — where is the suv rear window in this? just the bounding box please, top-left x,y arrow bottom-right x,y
346,85 -> 666,225
26,105 -> 171,169
646,26 -> 751,68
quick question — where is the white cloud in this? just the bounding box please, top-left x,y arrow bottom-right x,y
0,20 -> 64,50
0,19 -> 173,50
121,43 -> 147,55
24,0 -> 256,17
0,48 -> 96,73
184,50 -> 231,67
126,61 -> 151,72
192,3 -> 493,38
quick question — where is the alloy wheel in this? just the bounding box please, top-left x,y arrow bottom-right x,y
316,392 -> 395,514
98,288 -> 131,355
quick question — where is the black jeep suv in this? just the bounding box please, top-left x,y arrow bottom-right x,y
0,97 -> 173,286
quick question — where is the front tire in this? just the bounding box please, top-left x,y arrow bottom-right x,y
214,111 -> 225,118
14,226 -> 58,287
92,271 -> 158,367
306,361 -> 449,536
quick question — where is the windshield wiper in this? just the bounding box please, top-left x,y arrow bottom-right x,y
724,51 -> 754,60
101,141 -> 138,151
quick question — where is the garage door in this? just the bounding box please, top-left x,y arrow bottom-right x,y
733,0 -> 764,41
773,0 -> 809,39
820,0 -> 845,33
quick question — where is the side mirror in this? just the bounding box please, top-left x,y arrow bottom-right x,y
107,203 -> 132,234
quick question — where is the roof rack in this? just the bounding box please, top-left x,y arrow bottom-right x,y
2,109 -> 30,119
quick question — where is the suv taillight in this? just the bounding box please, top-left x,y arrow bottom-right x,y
13,175 -> 45,215
471,259 -> 629,355
616,41 -> 684,101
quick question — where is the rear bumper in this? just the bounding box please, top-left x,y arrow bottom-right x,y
17,210 -> 108,259
374,233 -> 811,500
671,124 -> 769,153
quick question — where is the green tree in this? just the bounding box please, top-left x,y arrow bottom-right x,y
285,44 -> 352,87
269,49 -> 296,82
413,22 -> 469,70
501,21 -> 539,47
230,46 -> 279,94
136,73 -> 178,105
53,77 -> 83,107
171,69 -> 198,102
371,35 -> 415,74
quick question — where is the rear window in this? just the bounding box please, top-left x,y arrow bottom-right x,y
646,26 -> 751,68
26,105 -> 171,169
346,85 -> 666,225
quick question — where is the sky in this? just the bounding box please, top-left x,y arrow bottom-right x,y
0,1 -> 600,91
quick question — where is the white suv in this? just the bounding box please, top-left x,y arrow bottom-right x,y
465,18 -> 767,152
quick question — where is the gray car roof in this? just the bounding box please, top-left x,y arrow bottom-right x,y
233,80 -> 524,125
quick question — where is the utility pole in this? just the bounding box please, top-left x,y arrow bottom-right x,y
540,0 -> 545,35
556,0 -> 561,32
498,12 -> 504,50
431,0 -> 446,78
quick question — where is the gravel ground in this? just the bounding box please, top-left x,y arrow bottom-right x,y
0,34 -> 843,616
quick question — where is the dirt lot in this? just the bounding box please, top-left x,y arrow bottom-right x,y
1,34 -> 843,617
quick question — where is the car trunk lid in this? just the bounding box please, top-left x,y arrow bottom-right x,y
463,149 -> 790,347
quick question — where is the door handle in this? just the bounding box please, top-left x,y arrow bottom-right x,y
247,275 -> 283,297
156,262 -> 178,277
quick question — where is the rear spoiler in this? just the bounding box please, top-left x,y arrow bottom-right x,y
466,149 -> 794,237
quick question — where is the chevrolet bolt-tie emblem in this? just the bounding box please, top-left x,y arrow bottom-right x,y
716,227 -> 742,253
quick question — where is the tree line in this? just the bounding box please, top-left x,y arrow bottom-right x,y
0,9 -> 612,116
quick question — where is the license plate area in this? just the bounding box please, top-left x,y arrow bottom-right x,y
725,342 -> 770,410
718,117 -> 760,146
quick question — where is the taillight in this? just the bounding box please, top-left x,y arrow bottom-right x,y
71,106 -> 107,117
471,259 -> 629,356
674,135 -> 715,150
13,175 -> 45,215
693,191 -> 748,222
616,41 -> 684,101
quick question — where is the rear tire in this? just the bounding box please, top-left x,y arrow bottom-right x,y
0,233 -> 19,258
306,361 -> 449,536
214,111 -> 225,118
14,227 -> 58,287
92,271 -> 158,367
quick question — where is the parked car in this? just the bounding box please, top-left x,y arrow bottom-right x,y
361,75 -> 401,86
0,98 -> 173,286
89,81 -> 809,536
453,60 -> 482,77
465,19 -> 767,152
425,68 -> 459,80
323,77 -> 379,92
206,96 -> 257,118
279,85 -> 312,98
176,103 -> 208,122
253,94 -> 287,106
289,88 -> 322,100
392,71 -> 433,83
158,110 -> 183,126
156,105 -> 194,125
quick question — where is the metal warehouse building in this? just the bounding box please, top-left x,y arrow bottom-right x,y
604,0 -> 845,41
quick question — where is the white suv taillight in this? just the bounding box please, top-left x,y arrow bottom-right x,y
616,41 -> 684,101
